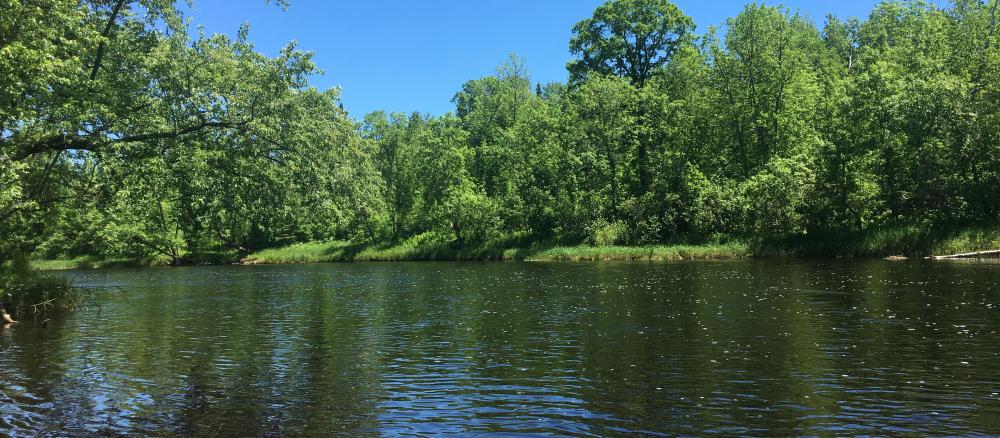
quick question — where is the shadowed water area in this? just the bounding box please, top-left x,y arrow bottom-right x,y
2,260 -> 1000,435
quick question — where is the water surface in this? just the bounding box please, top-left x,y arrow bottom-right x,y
2,260 -> 1000,435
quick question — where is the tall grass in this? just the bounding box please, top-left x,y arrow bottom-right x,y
30,252 -> 232,271
2,256 -> 82,317
32,224 -> 1000,270
524,243 -> 750,261
245,224 -> 1000,265
243,235 -> 750,264
753,222 -> 1000,258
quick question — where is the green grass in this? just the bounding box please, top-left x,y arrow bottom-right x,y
523,243 -> 750,261
244,240 -> 515,263
924,227 -> 1000,256
31,224 -> 1000,270
754,222 -> 1000,258
31,255 -> 174,271
243,238 -> 749,264
30,249 -> 244,271
2,257 -> 85,317
30,257 -> 92,271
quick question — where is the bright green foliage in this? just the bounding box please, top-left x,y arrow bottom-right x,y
6,0 -> 1000,274
1,0 -> 373,269
568,75 -> 640,222
453,54 -> 535,197
569,0 -> 695,86
741,157 -> 816,236
711,4 -> 826,177
846,0 -> 1000,224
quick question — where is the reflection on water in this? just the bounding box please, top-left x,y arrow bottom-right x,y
2,260 -> 1000,435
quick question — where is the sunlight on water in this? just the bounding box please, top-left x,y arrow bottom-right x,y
2,260 -> 1000,435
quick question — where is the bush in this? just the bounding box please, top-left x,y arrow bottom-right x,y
741,157 -> 815,237
1,255 -> 78,316
586,219 -> 628,246
442,181 -> 500,246
621,192 -> 674,245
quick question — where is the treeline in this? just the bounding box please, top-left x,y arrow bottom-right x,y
3,0 -> 1000,266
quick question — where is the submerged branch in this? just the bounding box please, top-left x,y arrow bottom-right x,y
929,249 -> 1000,260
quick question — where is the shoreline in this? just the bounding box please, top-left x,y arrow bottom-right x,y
32,242 -> 752,270
29,224 -> 1000,270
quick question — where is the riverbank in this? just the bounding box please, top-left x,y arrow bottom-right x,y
30,242 -> 750,270
29,224 -> 1000,270
242,241 -> 750,264
29,256 -> 170,271
1,258 -> 80,317
754,223 -> 1000,258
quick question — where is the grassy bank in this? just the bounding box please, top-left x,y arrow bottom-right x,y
29,251 -> 238,271
522,243 -> 750,261
755,223 -> 1000,258
242,224 -> 1000,264
30,256 -> 173,271
2,257 -> 84,318
31,224 -> 1000,270
242,240 -> 750,264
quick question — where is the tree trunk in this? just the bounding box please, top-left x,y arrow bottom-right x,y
452,220 -> 464,248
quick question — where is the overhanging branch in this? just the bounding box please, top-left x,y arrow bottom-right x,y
9,119 -> 250,162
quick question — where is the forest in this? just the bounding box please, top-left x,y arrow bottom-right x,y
3,0 -> 1000,279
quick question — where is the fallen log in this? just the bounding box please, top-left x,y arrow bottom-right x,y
928,249 -> 1000,260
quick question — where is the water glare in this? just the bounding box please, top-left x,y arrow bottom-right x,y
2,260 -> 1000,435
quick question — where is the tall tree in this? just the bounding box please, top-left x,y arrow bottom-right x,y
1,0 -> 346,263
569,0 -> 694,195
568,0 -> 695,87
452,54 -> 534,196
711,4 -> 825,177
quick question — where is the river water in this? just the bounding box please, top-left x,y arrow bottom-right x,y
2,260 -> 999,435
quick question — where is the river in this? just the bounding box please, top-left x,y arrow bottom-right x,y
2,260 -> 999,435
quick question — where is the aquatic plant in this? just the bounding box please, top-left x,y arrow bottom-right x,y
1,255 -> 82,318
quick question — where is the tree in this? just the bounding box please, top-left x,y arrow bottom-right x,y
568,0 -> 695,87
711,4 -> 825,177
1,1 -> 308,262
1,0 -> 374,268
8,0 -> 1000,266
567,75 -> 640,222
569,0 -> 694,196
452,54 -> 535,196
362,111 -> 418,241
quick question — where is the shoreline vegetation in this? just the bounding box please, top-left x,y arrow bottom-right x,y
30,224 -> 1000,270
6,0 -> 1000,315
32,242 -> 751,270
244,241 -> 750,264
2,257 -> 81,319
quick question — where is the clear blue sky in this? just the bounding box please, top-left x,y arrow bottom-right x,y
181,0 -> 907,118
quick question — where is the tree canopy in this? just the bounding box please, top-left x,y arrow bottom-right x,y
3,0 -> 1000,269
568,0 -> 695,86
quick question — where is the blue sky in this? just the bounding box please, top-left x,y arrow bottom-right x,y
182,0 -> 906,118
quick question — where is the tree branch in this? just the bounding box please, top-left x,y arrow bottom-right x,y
9,119 -> 249,162
90,0 -> 128,80
115,120 -> 248,143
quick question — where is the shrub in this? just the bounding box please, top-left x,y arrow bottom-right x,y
586,219 -> 628,246
741,157 -> 816,237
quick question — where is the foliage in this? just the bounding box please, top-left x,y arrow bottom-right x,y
241,237 -> 749,263
6,0 -> 1000,274
1,255 -> 77,316
741,157 -> 816,237
568,0 -> 695,86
